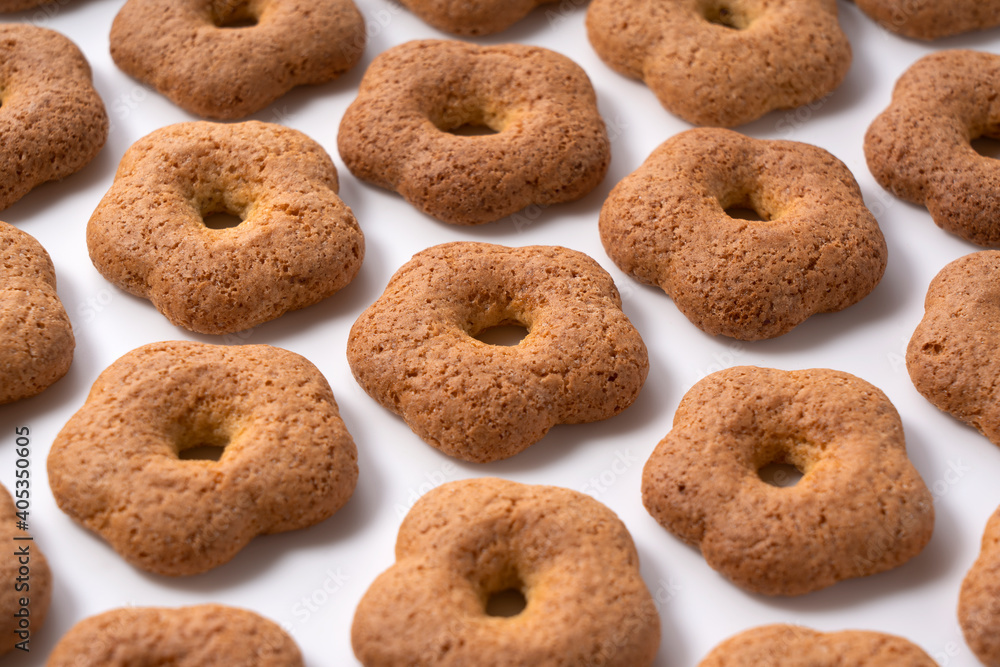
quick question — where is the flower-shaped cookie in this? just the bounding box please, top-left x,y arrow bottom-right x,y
960,506 -> 1000,667
48,605 -> 303,666
347,242 -> 648,463
854,0 -> 1000,39
586,0 -> 851,127
866,51 -> 1000,247
0,24 -> 107,210
47,341 -> 359,576
699,625 -> 936,666
600,128 -> 887,340
352,478 -> 660,666
110,0 -> 366,119
907,251 -> 1000,445
0,222 -> 74,404
399,0 -> 554,35
87,121 -> 364,335
642,366 -> 934,596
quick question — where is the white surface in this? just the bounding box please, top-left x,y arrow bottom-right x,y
0,0 -> 998,664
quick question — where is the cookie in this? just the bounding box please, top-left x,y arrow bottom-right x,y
87,121 -> 364,335
642,366 -> 934,596
347,242 -> 648,463
0,24 -> 107,210
699,624 -> 936,666
0,221 -> 74,404
600,128 -> 887,340
398,0 -> 553,35
110,0 -> 366,119
907,251 -> 1000,447
586,0 -> 851,127
338,39 -> 610,225
47,604 -> 303,666
865,50 -> 1000,247
854,0 -> 1000,39
0,484 -> 51,656
960,506 -> 1000,667
47,341 -> 359,576
352,478 -> 661,666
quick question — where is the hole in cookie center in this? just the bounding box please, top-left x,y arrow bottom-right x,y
448,123 -> 499,137
758,462 -> 803,487
474,324 -> 529,347
972,136 -> 1000,160
702,1 -> 751,29
725,206 -> 768,222
202,210 -> 244,230
211,1 -> 259,28
485,588 -> 527,617
178,443 -> 226,461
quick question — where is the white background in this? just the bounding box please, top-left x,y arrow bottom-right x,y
0,0 -> 998,664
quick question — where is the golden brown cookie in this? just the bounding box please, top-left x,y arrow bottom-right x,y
0,0 -> 48,11
110,0 -> 366,119
352,478 -> 661,666
600,128 -> 887,340
642,366 -> 934,596
47,604 -> 303,666
347,242 -> 648,463
87,121 -> 364,335
907,251 -> 1000,447
0,221 -> 74,404
865,51 -> 1000,247
586,0 -> 851,127
854,0 -> 1000,39
47,341 -> 359,576
0,24 -> 107,210
337,40 -> 610,225
398,0 -> 553,35
960,506 -> 1000,667
0,484 -> 51,656
699,624 -> 936,666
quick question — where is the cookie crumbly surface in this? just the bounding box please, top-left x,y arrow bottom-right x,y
586,0 -> 851,127
47,604 -> 304,666
398,0 -> 555,35
110,0 -> 366,119
0,221 -> 74,404
0,484 -> 51,656
347,242 -> 648,462
87,121 -> 364,335
960,506 -> 1000,667
854,0 -> 1000,39
0,24 -> 107,210
642,366 -> 934,596
47,341 -> 359,576
600,128 -> 887,340
352,478 -> 660,666
338,39 -> 609,225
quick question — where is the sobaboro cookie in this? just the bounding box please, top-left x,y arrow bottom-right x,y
854,0 -> 1000,39
0,221 -> 74,404
347,242 -> 648,463
0,24 -> 107,211
110,0 -> 366,119
338,40 -> 610,225
47,605 -> 303,666
600,128 -> 887,340
87,121 -> 364,335
47,341 -> 359,576
699,624 -> 936,666
642,366 -> 934,596
352,478 -> 661,666
960,506 -> 1000,667
398,0 -> 553,35
586,0 -> 851,127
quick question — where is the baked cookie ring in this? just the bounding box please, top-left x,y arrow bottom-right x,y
699,624 -> 936,666
347,242 -> 648,463
907,251 -> 1000,447
600,128 -> 887,340
0,222 -> 74,404
338,40 -> 610,225
960,506 -> 1000,667
642,366 -> 934,596
0,484 -> 51,656
865,51 -> 1000,247
398,0 -> 554,35
47,341 -> 358,576
352,478 -> 660,666
87,121 -> 363,335
48,604 -> 303,666
586,0 -> 851,127
110,0 -> 366,119
854,0 -> 1000,39
0,24 -> 107,210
